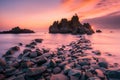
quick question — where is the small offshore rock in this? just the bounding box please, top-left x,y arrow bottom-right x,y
35,39 -> 43,43
96,30 -> 102,33
92,50 -> 101,55
18,43 -> 23,46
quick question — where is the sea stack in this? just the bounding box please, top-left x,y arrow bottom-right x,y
49,14 -> 94,35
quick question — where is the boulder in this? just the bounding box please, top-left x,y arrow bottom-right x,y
32,56 -> 47,66
0,59 -> 6,66
53,67 -> 62,74
26,66 -> 47,76
88,77 -> 101,80
105,70 -> 120,79
5,67 -> 16,77
20,61 -> 34,68
11,46 -> 20,51
0,74 -> 5,80
68,69 -> 82,78
50,74 -> 68,80
23,49 -> 32,54
95,69 -> 105,79
29,51 -> 38,58
98,62 -> 108,69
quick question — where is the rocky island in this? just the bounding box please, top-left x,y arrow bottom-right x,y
49,14 -> 94,35
0,26 -> 35,34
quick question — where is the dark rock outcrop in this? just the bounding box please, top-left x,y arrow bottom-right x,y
0,26 -> 35,34
49,14 -> 94,35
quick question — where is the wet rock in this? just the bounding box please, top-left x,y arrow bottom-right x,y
0,74 -> 5,80
58,61 -> 68,69
70,76 -> 79,80
95,69 -> 105,79
42,48 -> 49,53
11,46 -> 20,51
35,39 -> 43,43
88,77 -> 101,80
25,44 -> 35,48
12,74 -> 25,80
26,66 -> 47,76
30,41 -> 37,45
85,71 -> 94,78
50,74 -> 68,80
11,61 -> 20,68
4,50 -> 14,56
18,43 -> 23,46
0,59 -> 6,66
98,62 -> 108,69
53,67 -> 62,74
105,70 -> 120,79
2,46 -> 19,57
64,65 -> 71,75
5,67 -> 16,77
4,55 -> 16,62
36,49 -> 43,56
32,56 -> 47,66
68,69 -> 82,78
92,50 -> 101,55
20,61 -> 34,68
23,49 -> 32,54
78,60 -> 90,66
49,59 -> 57,67
29,51 -> 38,58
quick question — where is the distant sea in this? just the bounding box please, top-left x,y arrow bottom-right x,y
0,26 -> 120,64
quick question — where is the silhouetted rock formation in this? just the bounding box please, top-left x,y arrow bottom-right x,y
49,14 -> 94,35
0,26 -> 35,34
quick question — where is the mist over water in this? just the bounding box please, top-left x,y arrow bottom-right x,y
0,27 -> 120,64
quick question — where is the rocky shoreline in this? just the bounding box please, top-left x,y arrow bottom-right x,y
0,36 -> 120,80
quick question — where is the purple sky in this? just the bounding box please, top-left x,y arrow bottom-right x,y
0,0 -> 120,31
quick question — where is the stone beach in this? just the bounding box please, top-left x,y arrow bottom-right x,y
0,36 -> 120,80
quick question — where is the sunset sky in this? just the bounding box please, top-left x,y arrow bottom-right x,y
0,0 -> 120,31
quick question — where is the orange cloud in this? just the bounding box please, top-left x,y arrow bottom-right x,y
61,0 -> 120,19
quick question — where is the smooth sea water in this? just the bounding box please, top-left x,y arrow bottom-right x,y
0,29 -> 120,64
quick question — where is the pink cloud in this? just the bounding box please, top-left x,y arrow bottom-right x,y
60,0 -> 120,19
